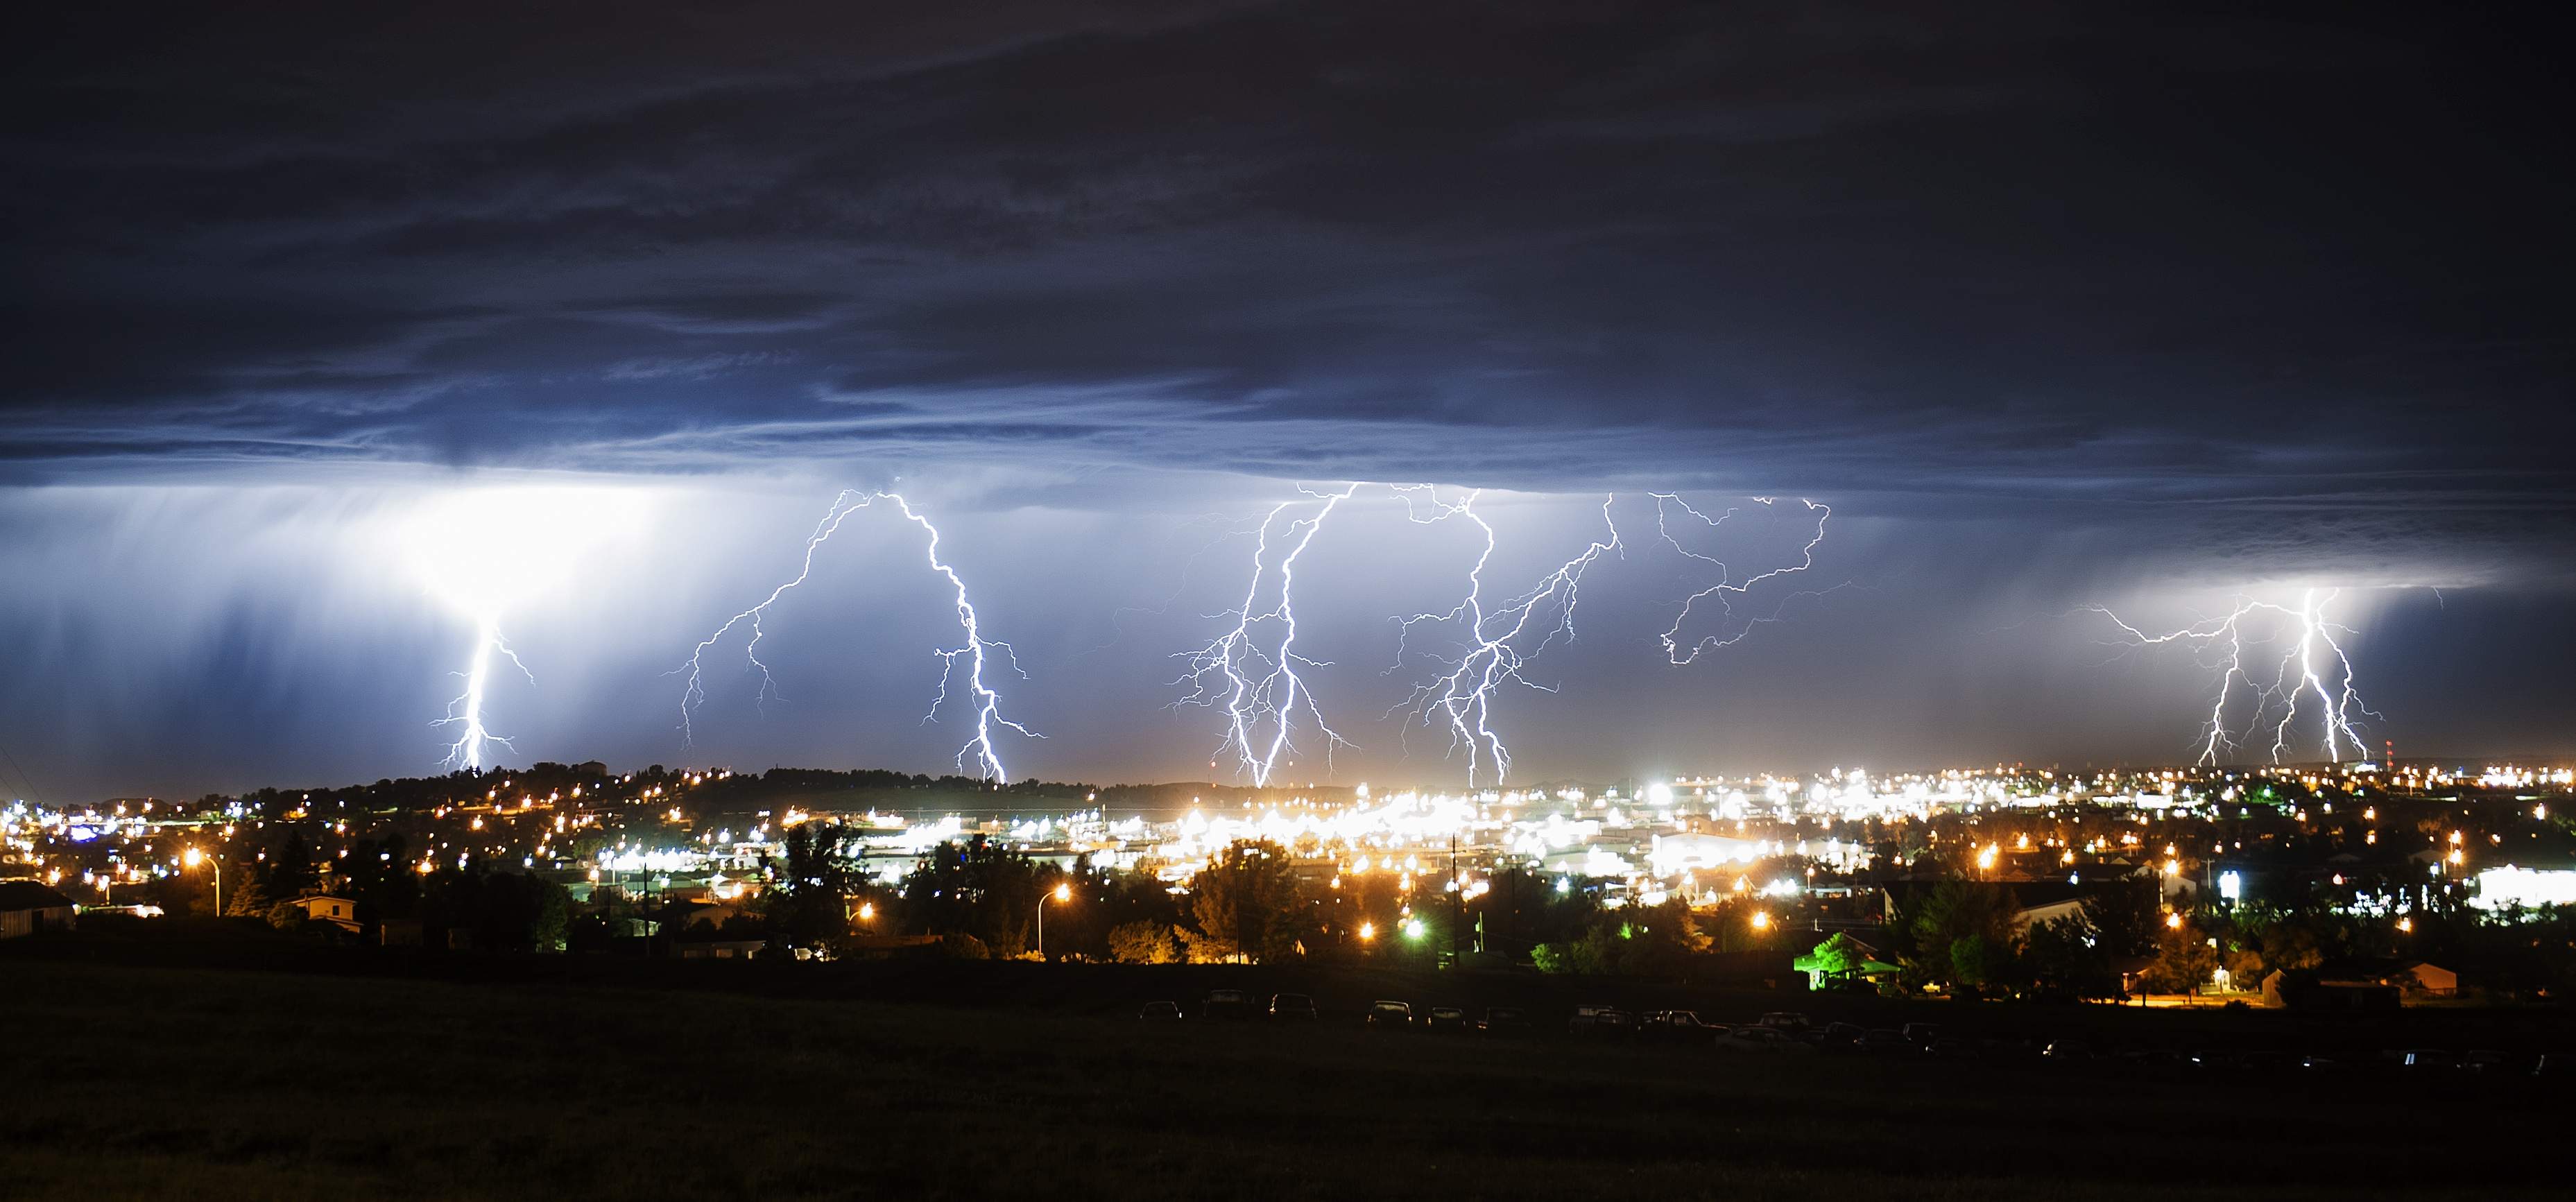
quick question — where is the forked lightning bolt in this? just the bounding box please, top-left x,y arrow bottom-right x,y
677,490 -> 1040,782
1172,483 -> 1360,787
1652,494 -> 1834,664
676,492 -> 872,741
2088,587 -> 2380,765
435,617 -> 533,771
1392,493 -> 1621,787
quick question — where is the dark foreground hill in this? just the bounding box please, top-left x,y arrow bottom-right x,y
0,948 -> 2568,1200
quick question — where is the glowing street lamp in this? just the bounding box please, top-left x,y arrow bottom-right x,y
1357,920 -> 1376,941
1036,882 -> 1072,960
182,847 -> 221,914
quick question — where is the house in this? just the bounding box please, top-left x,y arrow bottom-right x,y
1793,933 -> 1900,990
296,894 -> 361,933
2293,957 -> 2459,999
0,880 -> 78,938
2260,959 -> 2426,1010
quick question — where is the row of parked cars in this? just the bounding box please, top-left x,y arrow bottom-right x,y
1132,997 -> 2566,1076
1136,991 -> 1538,1033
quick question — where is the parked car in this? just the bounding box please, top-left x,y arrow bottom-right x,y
1568,1005 -> 1635,1037
1923,1037 -> 1978,1061
1138,1000 -> 1183,1022
1902,1022 -> 1941,1045
1202,989 -> 1254,1020
1426,1006 -> 1469,1032
2398,1049 -> 2460,1070
1715,1027 -> 1814,1056
1861,1029 -> 1912,1056
1269,993 -> 1318,1021
1478,1007 -> 1532,1037
1638,1010 -> 1719,1043
1756,1011 -> 1811,1033
1366,999 -> 1414,1029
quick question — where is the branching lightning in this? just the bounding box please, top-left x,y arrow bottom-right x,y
2088,587 -> 2382,765
435,617 -> 535,771
1391,492 -> 1622,787
676,490 -> 1040,782
1171,483 -> 1362,787
1651,494 -> 1835,664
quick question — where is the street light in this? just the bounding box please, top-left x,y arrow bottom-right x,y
1036,882 -> 1071,960
183,847 -> 221,914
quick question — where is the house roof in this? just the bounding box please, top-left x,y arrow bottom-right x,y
0,879 -> 77,911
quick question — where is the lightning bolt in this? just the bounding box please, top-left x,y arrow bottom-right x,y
1652,494 -> 1835,664
434,616 -> 534,771
1392,492 -> 1622,787
676,490 -> 1040,781
2088,586 -> 2380,765
1172,483 -> 1362,787
676,492 -> 873,743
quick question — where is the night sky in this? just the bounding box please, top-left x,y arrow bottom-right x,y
5,1 -> 2570,801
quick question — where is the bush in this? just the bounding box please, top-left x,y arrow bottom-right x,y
1108,920 -> 1180,965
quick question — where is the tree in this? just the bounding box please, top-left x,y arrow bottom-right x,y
422,868 -> 570,953
1187,839 -> 1303,963
1804,931 -> 1864,979
2081,879 -> 2162,959
1948,933 -> 2018,992
762,822 -> 857,952
2025,912 -> 2119,999
1532,925 -> 1618,975
1897,881 -> 2019,992
901,836 -> 1042,956
2139,919 -> 2222,995
1108,920 -> 1182,964
1618,897 -> 1713,975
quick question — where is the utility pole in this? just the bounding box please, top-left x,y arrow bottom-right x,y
1449,833 -> 1461,970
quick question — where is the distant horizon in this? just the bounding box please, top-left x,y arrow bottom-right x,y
22,750 -> 2573,810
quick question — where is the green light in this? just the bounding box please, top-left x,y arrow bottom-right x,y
1402,918 -> 1425,939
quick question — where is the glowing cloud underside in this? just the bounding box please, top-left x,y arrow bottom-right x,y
676,490 -> 1040,782
2089,587 -> 2382,765
403,487 -> 646,771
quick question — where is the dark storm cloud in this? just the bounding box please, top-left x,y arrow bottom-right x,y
6,1 -> 2570,566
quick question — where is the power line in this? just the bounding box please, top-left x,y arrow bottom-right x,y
0,739 -> 45,809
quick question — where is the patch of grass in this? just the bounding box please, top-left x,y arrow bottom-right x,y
0,959 -> 2561,1200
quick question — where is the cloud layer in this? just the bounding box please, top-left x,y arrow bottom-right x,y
3,3 -> 2572,798
7,3 -> 2568,558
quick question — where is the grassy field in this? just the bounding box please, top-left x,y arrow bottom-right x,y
1,954 -> 2566,1201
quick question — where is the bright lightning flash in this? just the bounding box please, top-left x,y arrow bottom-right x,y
2089,587 -> 2382,765
1393,492 -> 1622,787
402,486 -> 645,771
1173,483 -> 1362,786
1652,494 -> 1834,664
676,490 -> 1040,782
